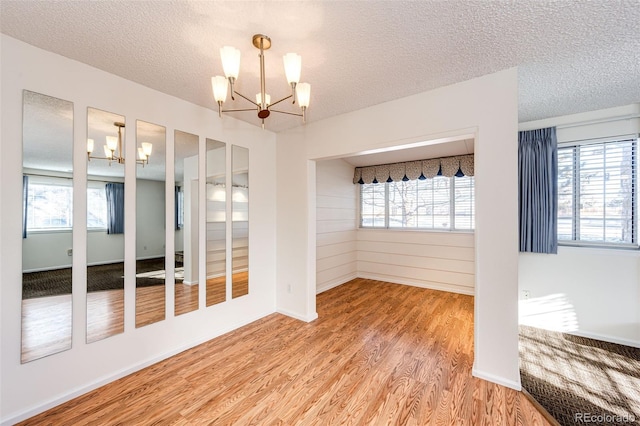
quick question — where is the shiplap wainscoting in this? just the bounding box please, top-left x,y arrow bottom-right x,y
357,230 -> 475,295
316,159 -> 358,293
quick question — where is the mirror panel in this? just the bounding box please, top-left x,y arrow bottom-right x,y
135,121 -> 166,328
232,145 -> 249,298
21,91 -> 74,363
175,130 -> 200,315
206,139 -> 226,307
86,108 -> 126,343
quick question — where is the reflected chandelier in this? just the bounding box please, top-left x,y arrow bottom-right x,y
211,34 -> 311,128
87,122 -> 152,167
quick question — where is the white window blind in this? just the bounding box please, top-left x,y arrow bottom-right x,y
361,176 -> 474,231
558,138 -> 637,246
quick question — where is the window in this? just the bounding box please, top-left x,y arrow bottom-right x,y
26,180 -> 73,231
87,185 -> 108,229
558,138 -> 637,246
360,176 -> 474,231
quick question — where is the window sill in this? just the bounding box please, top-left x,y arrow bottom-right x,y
557,243 -> 640,257
358,227 -> 474,235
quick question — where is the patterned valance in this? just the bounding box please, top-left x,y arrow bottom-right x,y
353,154 -> 474,184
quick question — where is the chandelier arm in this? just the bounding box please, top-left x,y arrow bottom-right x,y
232,90 -> 260,107
267,94 -> 293,109
269,109 -> 303,117
222,108 -> 260,113
88,155 -> 115,161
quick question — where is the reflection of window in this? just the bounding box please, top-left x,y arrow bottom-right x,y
87,186 -> 108,229
558,138 -> 637,246
26,180 -> 73,230
177,189 -> 184,229
360,176 -> 474,231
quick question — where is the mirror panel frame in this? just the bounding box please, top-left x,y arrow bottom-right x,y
135,120 -> 167,328
21,90 -> 74,363
86,107 -> 127,343
205,139 -> 227,307
231,145 -> 249,299
174,130 -> 200,316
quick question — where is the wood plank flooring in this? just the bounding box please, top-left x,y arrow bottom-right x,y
19,278 -> 551,425
22,273 -> 251,361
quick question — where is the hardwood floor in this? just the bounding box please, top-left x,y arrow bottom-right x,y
22,273 -> 252,361
19,279 -> 551,425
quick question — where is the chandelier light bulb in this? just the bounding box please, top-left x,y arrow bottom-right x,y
138,147 -> 147,161
220,46 -> 241,80
103,145 -> 113,159
256,93 -> 271,107
296,82 -> 311,108
283,53 -> 302,84
87,138 -> 94,154
212,76 -> 229,103
141,142 -> 153,157
106,135 -> 118,151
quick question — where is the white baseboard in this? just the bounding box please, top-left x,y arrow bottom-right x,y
316,272 -> 358,294
357,273 -> 475,296
276,307 -> 318,323
566,329 -> 640,348
2,309 -> 273,426
472,366 -> 522,391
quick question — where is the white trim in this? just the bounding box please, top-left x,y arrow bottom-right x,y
472,366 -> 522,391
316,272 -> 357,294
1,309 -> 274,426
567,330 -> 640,349
276,307 -> 318,323
357,272 -> 475,296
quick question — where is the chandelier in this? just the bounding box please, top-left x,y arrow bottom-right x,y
87,122 -> 152,166
211,34 -> 311,128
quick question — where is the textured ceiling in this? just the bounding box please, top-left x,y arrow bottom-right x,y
2,0 -> 639,134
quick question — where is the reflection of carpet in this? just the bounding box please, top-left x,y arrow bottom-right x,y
22,258 -> 175,299
136,267 -> 184,281
520,325 -> 640,426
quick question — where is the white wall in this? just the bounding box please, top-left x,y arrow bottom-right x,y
1,35 -> 277,423
23,178 -> 167,272
357,230 -> 475,295
315,159 -> 357,293
519,103 -> 640,347
276,68 -> 521,390
136,179 -> 166,260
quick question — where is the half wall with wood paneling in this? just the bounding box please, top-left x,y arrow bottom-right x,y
357,229 -> 475,295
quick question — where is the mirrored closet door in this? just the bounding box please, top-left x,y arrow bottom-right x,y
135,120 -> 166,328
21,91 -> 74,362
86,108 -> 126,343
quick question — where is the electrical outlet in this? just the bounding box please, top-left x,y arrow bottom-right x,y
522,290 -> 530,300
287,284 -> 292,293
66,248 -> 73,256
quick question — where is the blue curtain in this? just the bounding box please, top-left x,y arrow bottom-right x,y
519,127 -> 558,253
105,182 -> 124,235
22,175 -> 28,238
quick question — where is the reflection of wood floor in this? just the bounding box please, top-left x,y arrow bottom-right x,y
21,279 -> 550,425
21,272 -> 250,362
21,294 -> 72,363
